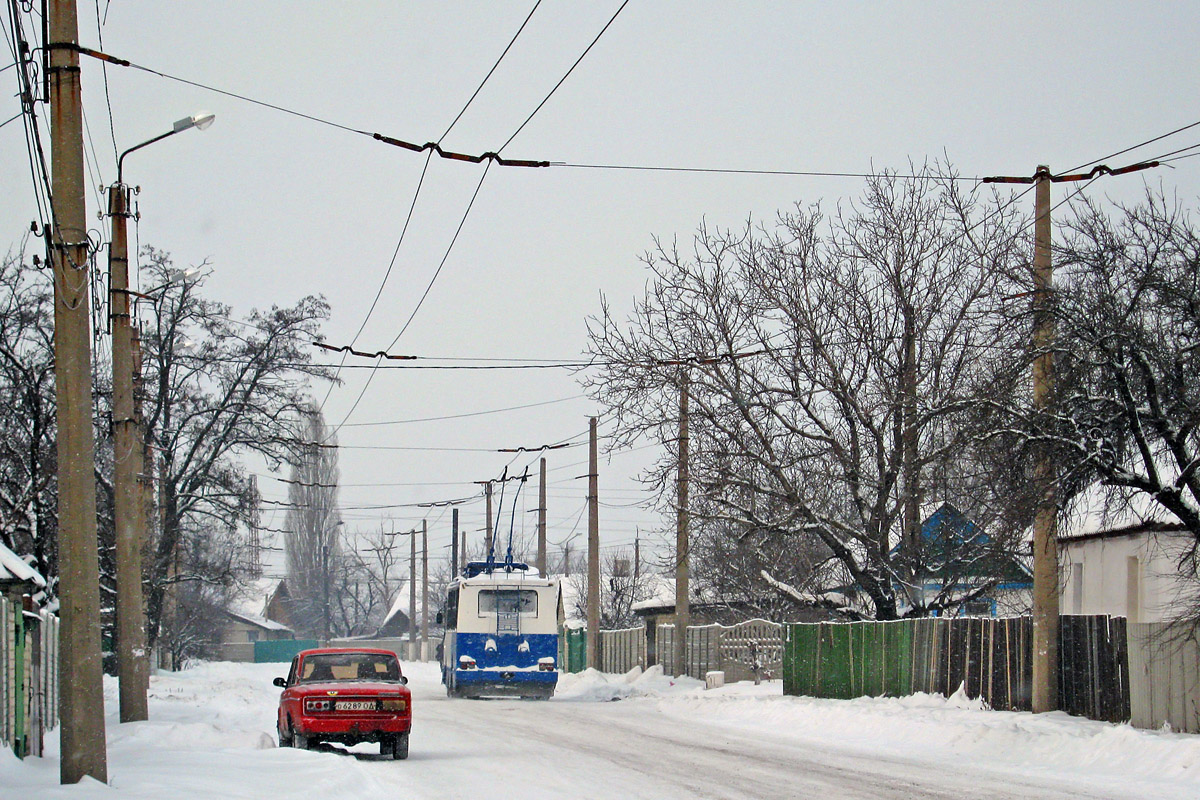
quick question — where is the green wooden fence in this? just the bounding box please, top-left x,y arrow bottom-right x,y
783,615 -> 1129,722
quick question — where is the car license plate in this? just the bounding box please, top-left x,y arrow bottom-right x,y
336,700 -> 375,711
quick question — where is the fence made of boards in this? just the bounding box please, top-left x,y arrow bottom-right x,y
1,600 -> 58,758
783,615 -> 1200,733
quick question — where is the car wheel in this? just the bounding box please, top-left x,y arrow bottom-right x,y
279,718 -> 293,747
391,732 -> 410,760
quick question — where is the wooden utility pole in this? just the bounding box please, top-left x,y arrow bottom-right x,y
485,481 -> 493,557
421,520 -> 429,660
48,0 -> 107,783
586,417 -> 600,669
451,507 -> 460,577
409,528 -> 417,661
674,372 -> 690,677
537,457 -> 548,575
1031,165 -> 1059,713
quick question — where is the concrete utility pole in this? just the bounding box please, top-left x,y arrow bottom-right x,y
674,372 -> 690,677
901,305 -> 922,605
1031,165 -> 1059,713
109,181 -> 148,723
409,528 -> 417,661
48,0 -> 107,783
451,507 -> 460,577
634,535 -> 640,584
485,481 -> 493,557
586,417 -> 600,670
537,457 -> 548,575
421,520 -> 429,660
132,325 -> 152,698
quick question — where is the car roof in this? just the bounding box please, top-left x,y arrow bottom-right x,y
297,647 -> 400,658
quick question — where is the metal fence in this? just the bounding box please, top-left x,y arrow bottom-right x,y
2,601 -> 58,758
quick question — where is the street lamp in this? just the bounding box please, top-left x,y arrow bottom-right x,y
109,113 -> 214,723
117,113 -> 215,184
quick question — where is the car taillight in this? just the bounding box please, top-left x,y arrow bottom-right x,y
304,698 -> 332,712
459,655 -> 476,670
538,657 -> 556,672
381,698 -> 407,712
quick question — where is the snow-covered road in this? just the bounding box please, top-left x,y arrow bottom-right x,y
3,660 -> 1198,799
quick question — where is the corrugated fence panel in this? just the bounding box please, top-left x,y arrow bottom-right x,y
1128,622 -> 1200,734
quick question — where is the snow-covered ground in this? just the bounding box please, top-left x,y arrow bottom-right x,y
2,659 -> 1198,799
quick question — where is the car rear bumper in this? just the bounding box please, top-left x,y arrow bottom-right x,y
297,715 -> 411,740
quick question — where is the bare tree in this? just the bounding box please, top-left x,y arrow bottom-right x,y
586,167 -> 1029,620
0,246 -> 57,588
284,406 -> 342,639
564,548 -> 658,629
138,246 -> 335,650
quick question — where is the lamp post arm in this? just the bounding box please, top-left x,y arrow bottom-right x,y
117,128 -> 180,185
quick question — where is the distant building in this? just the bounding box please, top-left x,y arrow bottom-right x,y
908,503 -> 1032,617
216,577 -> 296,661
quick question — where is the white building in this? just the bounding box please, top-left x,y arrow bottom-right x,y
1057,484 -> 1196,622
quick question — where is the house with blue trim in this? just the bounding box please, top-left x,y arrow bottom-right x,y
900,502 -> 1032,617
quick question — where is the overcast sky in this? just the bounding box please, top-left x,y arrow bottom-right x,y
4,1 -> 1200,576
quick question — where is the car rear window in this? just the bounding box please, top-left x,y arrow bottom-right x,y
299,653 -> 401,682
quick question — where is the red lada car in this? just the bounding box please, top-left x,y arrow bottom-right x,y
274,647 -> 412,759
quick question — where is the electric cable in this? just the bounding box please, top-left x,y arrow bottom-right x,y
438,0 -> 542,145
497,0 -> 630,153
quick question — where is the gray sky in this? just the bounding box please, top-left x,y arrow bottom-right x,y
4,1 -> 1200,574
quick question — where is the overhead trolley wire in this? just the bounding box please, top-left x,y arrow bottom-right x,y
438,0 -> 543,144
498,0 -> 630,153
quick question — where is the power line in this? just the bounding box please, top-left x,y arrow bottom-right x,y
338,394 -> 584,427
326,159 -> 493,436
438,0 -> 543,144
498,0 -> 630,153
554,162 -> 984,181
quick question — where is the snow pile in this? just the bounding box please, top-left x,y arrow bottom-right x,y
637,678 -> 1200,789
554,664 -> 702,702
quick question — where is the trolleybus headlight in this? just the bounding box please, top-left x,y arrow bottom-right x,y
304,698 -> 332,712
459,655 -> 477,670
538,657 -> 556,671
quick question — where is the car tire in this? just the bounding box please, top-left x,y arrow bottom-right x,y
391,732 -> 409,761
279,718 -> 293,747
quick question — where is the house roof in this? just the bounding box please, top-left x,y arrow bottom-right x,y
225,609 -> 291,632
1059,479 -> 1180,540
0,542 -> 46,588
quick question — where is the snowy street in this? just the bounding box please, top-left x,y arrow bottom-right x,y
3,660 -> 1198,799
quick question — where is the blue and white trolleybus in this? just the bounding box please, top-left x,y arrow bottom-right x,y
440,560 -> 561,699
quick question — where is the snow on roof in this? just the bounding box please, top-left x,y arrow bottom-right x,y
228,576 -> 284,620
630,575 -> 679,612
0,541 -> 46,588
225,609 -> 291,632
1059,479 -> 1178,540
